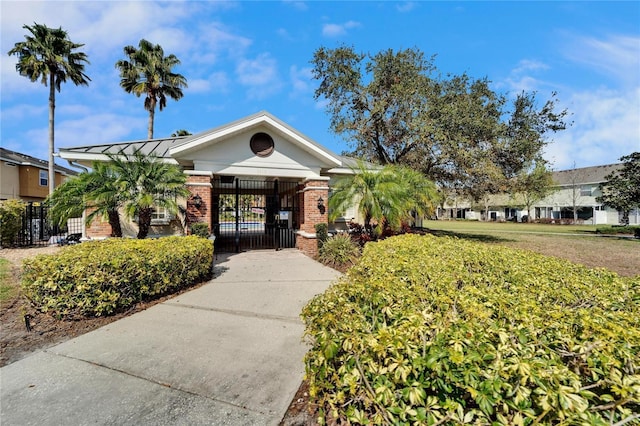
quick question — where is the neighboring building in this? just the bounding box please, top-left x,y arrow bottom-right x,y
58,111 -> 356,256
0,148 -> 78,202
436,163 -> 638,225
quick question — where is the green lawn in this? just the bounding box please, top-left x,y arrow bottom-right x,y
422,219 -> 598,235
419,220 -> 640,277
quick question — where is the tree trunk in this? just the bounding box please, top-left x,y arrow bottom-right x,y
137,207 -> 152,239
108,210 -> 123,237
48,74 -> 56,195
147,98 -> 155,140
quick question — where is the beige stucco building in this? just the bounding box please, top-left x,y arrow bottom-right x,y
1,148 -> 76,202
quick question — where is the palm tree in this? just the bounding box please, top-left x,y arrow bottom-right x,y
8,23 -> 90,195
329,161 -> 438,236
47,161 -> 123,237
171,129 -> 192,137
115,39 -> 187,140
109,152 -> 189,239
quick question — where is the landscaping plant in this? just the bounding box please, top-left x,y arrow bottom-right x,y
21,236 -> 213,318
0,199 -> 25,247
318,232 -> 361,270
190,222 -> 210,238
302,234 -> 639,425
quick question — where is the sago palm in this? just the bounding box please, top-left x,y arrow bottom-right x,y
109,152 -> 189,239
115,39 -> 187,140
8,23 -> 90,195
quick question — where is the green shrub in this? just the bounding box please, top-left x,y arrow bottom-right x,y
303,234 -> 639,425
318,232 -> 360,269
21,236 -> 213,318
596,225 -> 640,235
0,199 -> 25,247
190,222 -> 210,238
315,223 -> 329,250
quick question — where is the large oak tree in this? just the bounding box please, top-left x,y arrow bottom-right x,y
312,46 -> 568,211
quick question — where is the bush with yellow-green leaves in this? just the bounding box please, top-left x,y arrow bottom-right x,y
302,234 -> 639,425
22,236 -> 213,318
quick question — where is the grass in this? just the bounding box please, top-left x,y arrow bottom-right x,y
423,220 -> 598,234
421,220 -> 640,277
0,258 -> 17,303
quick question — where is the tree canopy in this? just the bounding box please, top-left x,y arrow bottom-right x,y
597,152 -> 640,225
8,23 -> 90,195
312,46 -> 569,204
115,39 -> 187,140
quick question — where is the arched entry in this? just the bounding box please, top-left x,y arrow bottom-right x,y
211,177 -> 298,252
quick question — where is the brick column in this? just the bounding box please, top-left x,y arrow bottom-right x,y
296,177 -> 329,257
85,207 -> 112,239
185,172 -> 213,233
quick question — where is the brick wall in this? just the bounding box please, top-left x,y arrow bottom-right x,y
295,178 -> 329,257
185,174 -> 212,233
85,207 -> 112,238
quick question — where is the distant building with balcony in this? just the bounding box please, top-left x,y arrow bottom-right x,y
0,148 -> 77,202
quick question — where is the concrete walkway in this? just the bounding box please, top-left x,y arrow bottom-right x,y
1,250 -> 341,425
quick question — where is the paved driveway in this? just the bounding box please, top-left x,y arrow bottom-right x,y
1,250 -> 341,425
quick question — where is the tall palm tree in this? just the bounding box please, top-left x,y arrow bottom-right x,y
47,161 -> 123,237
115,39 -> 187,140
8,23 -> 90,195
109,152 -> 189,239
329,161 -> 438,235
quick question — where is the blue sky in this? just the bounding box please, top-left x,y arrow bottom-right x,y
1,1 -> 639,171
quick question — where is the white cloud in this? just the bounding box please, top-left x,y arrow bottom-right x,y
289,65 -> 314,99
562,33 -> 640,88
0,104 -> 47,122
513,59 -> 550,74
322,20 -> 361,38
282,1 -> 308,11
236,53 -> 282,99
188,72 -> 230,94
396,2 -> 416,13
544,87 -> 640,169
27,113 -> 146,148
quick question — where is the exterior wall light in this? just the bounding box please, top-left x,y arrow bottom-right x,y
317,196 -> 324,211
192,194 -> 203,208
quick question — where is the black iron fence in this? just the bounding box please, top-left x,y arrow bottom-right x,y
12,202 -> 83,247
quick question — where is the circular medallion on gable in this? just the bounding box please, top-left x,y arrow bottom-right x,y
250,132 -> 275,157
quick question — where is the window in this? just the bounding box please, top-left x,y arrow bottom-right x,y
580,186 -> 592,196
151,207 -> 169,223
39,170 -> 48,187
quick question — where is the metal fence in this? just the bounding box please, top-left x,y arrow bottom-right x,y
12,202 -> 83,247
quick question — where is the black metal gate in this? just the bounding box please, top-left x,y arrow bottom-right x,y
212,178 -> 298,252
11,202 -> 82,247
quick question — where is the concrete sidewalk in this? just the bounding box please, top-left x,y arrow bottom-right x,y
1,250 -> 341,425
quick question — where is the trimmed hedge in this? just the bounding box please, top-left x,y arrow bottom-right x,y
22,236 -> 213,318
595,225 -> 640,236
302,234 -> 640,425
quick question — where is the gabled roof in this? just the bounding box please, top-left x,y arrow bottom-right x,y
1,147 -> 77,175
552,163 -> 622,186
169,111 -> 342,167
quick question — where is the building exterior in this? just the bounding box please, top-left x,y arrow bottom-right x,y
58,111 -> 356,256
436,163 -> 638,225
0,148 -> 77,202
